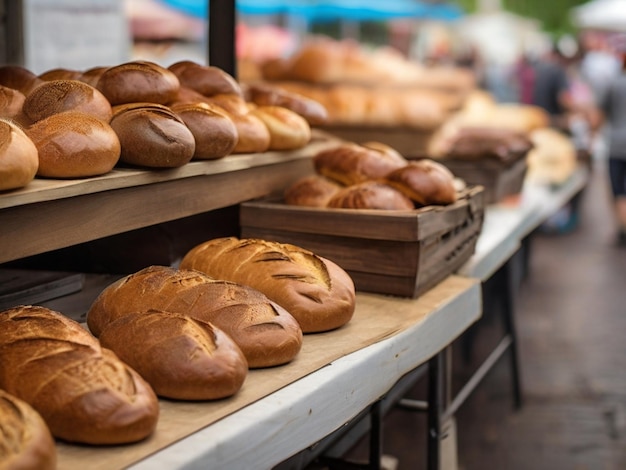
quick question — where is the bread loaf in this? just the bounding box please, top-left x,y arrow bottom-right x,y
87,266 -> 303,368
229,112 -> 271,154
0,65 -> 43,95
99,310 -> 248,400
23,79 -> 113,123
327,181 -> 415,210
170,102 -> 238,159
0,119 -> 38,191
249,105 -> 311,150
284,174 -> 343,207
110,103 -> 195,168
38,67 -> 83,81
26,111 -> 121,178
168,60 -> 242,97
204,93 -> 250,116
0,305 -> 159,445
0,85 -> 25,120
79,66 -> 109,87
96,60 -> 180,105
180,238 -> 356,333
313,142 -> 407,186
385,160 -> 458,206
0,390 -> 56,470
245,83 -> 328,125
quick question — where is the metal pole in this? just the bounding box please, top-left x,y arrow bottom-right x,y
208,0 -> 237,78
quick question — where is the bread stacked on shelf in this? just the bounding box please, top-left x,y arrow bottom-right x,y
525,127 -> 578,185
0,59 -> 325,192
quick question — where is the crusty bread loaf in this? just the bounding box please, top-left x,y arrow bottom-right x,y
0,85 -> 25,120
0,390 -> 56,470
79,66 -> 109,87
26,111 -> 121,178
229,112 -> 271,154
180,238 -> 356,333
96,60 -> 180,105
110,103 -> 195,168
170,102 -> 238,159
0,65 -> 43,95
168,60 -> 242,97
385,160 -> 458,206
249,105 -> 311,150
327,181 -> 415,210
38,67 -> 83,81
244,83 -> 328,125
99,310 -> 248,400
0,305 -> 159,445
204,93 -> 250,116
284,174 -> 344,207
313,142 -> 407,186
87,266 -> 303,368
0,119 -> 38,191
23,79 -> 112,123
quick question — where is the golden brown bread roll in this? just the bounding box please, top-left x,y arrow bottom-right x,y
96,60 -> 180,105
284,174 -> 344,207
98,310 -> 248,400
23,79 -> 113,123
110,103 -> 195,168
244,83 -> 328,125
26,111 -> 121,178
0,85 -> 25,120
0,305 -> 159,445
180,237 -> 356,333
327,181 -> 415,210
229,112 -> 271,154
249,105 -> 311,150
385,160 -> 458,206
168,60 -> 242,97
204,93 -> 250,116
0,119 -> 38,191
0,65 -> 44,95
87,266 -> 303,368
38,67 -> 83,81
0,390 -> 56,470
79,65 -> 109,87
170,102 -> 238,159
313,142 -> 407,186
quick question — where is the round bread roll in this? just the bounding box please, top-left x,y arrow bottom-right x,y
23,79 -> 112,123
170,102 -> 238,159
284,174 -> 343,207
0,390 -> 56,470
168,60 -> 242,97
99,311 -> 248,400
249,105 -> 311,150
204,93 -> 250,116
245,83 -> 328,125
180,237 -> 356,333
96,60 -> 180,105
80,66 -> 109,87
38,67 -> 83,81
0,85 -> 25,120
385,160 -> 458,206
26,111 -> 121,178
0,65 -> 43,95
87,266 -> 303,368
313,142 -> 407,186
327,181 -> 415,210
0,119 -> 38,191
229,112 -> 271,154
110,103 -> 195,168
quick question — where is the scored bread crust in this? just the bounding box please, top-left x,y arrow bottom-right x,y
180,237 -> 356,333
87,266 -> 303,368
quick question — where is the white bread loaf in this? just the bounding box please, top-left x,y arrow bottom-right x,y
180,237 -> 356,333
0,305 -> 159,445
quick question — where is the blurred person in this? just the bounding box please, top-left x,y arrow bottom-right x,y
579,31 -> 621,104
600,51 -> 626,245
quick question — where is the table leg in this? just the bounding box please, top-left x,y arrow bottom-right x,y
427,351 -> 443,470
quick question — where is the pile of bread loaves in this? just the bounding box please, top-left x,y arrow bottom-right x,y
0,236 -> 356,464
0,60 -> 327,192
284,141 -> 460,210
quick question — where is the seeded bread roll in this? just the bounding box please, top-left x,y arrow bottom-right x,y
249,105 -> 311,150
96,60 -> 180,105
284,174 -> 344,207
25,111 -> 121,178
23,79 -> 112,123
180,237 -> 356,333
385,160 -> 458,206
327,181 -> 415,210
0,306 -> 159,445
168,60 -> 242,97
0,390 -> 56,470
110,103 -> 195,168
99,310 -> 248,400
87,266 -> 303,368
0,119 -> 38,191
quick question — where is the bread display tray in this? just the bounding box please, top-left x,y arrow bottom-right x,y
240,185 -> 485,298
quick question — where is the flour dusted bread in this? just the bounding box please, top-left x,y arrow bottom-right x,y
87,266 -> 303,368
99,310 -> 248,400
0,119 -> 38,191
328,181 -> 415,210
385,160 -> 457,206
0,390 -> 56,470
180,237 -> 356,333
0,305 -> 159,445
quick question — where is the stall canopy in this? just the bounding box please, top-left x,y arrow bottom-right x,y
570,0 -> 626,32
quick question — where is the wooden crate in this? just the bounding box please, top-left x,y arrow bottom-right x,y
240,186 -> 485,298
